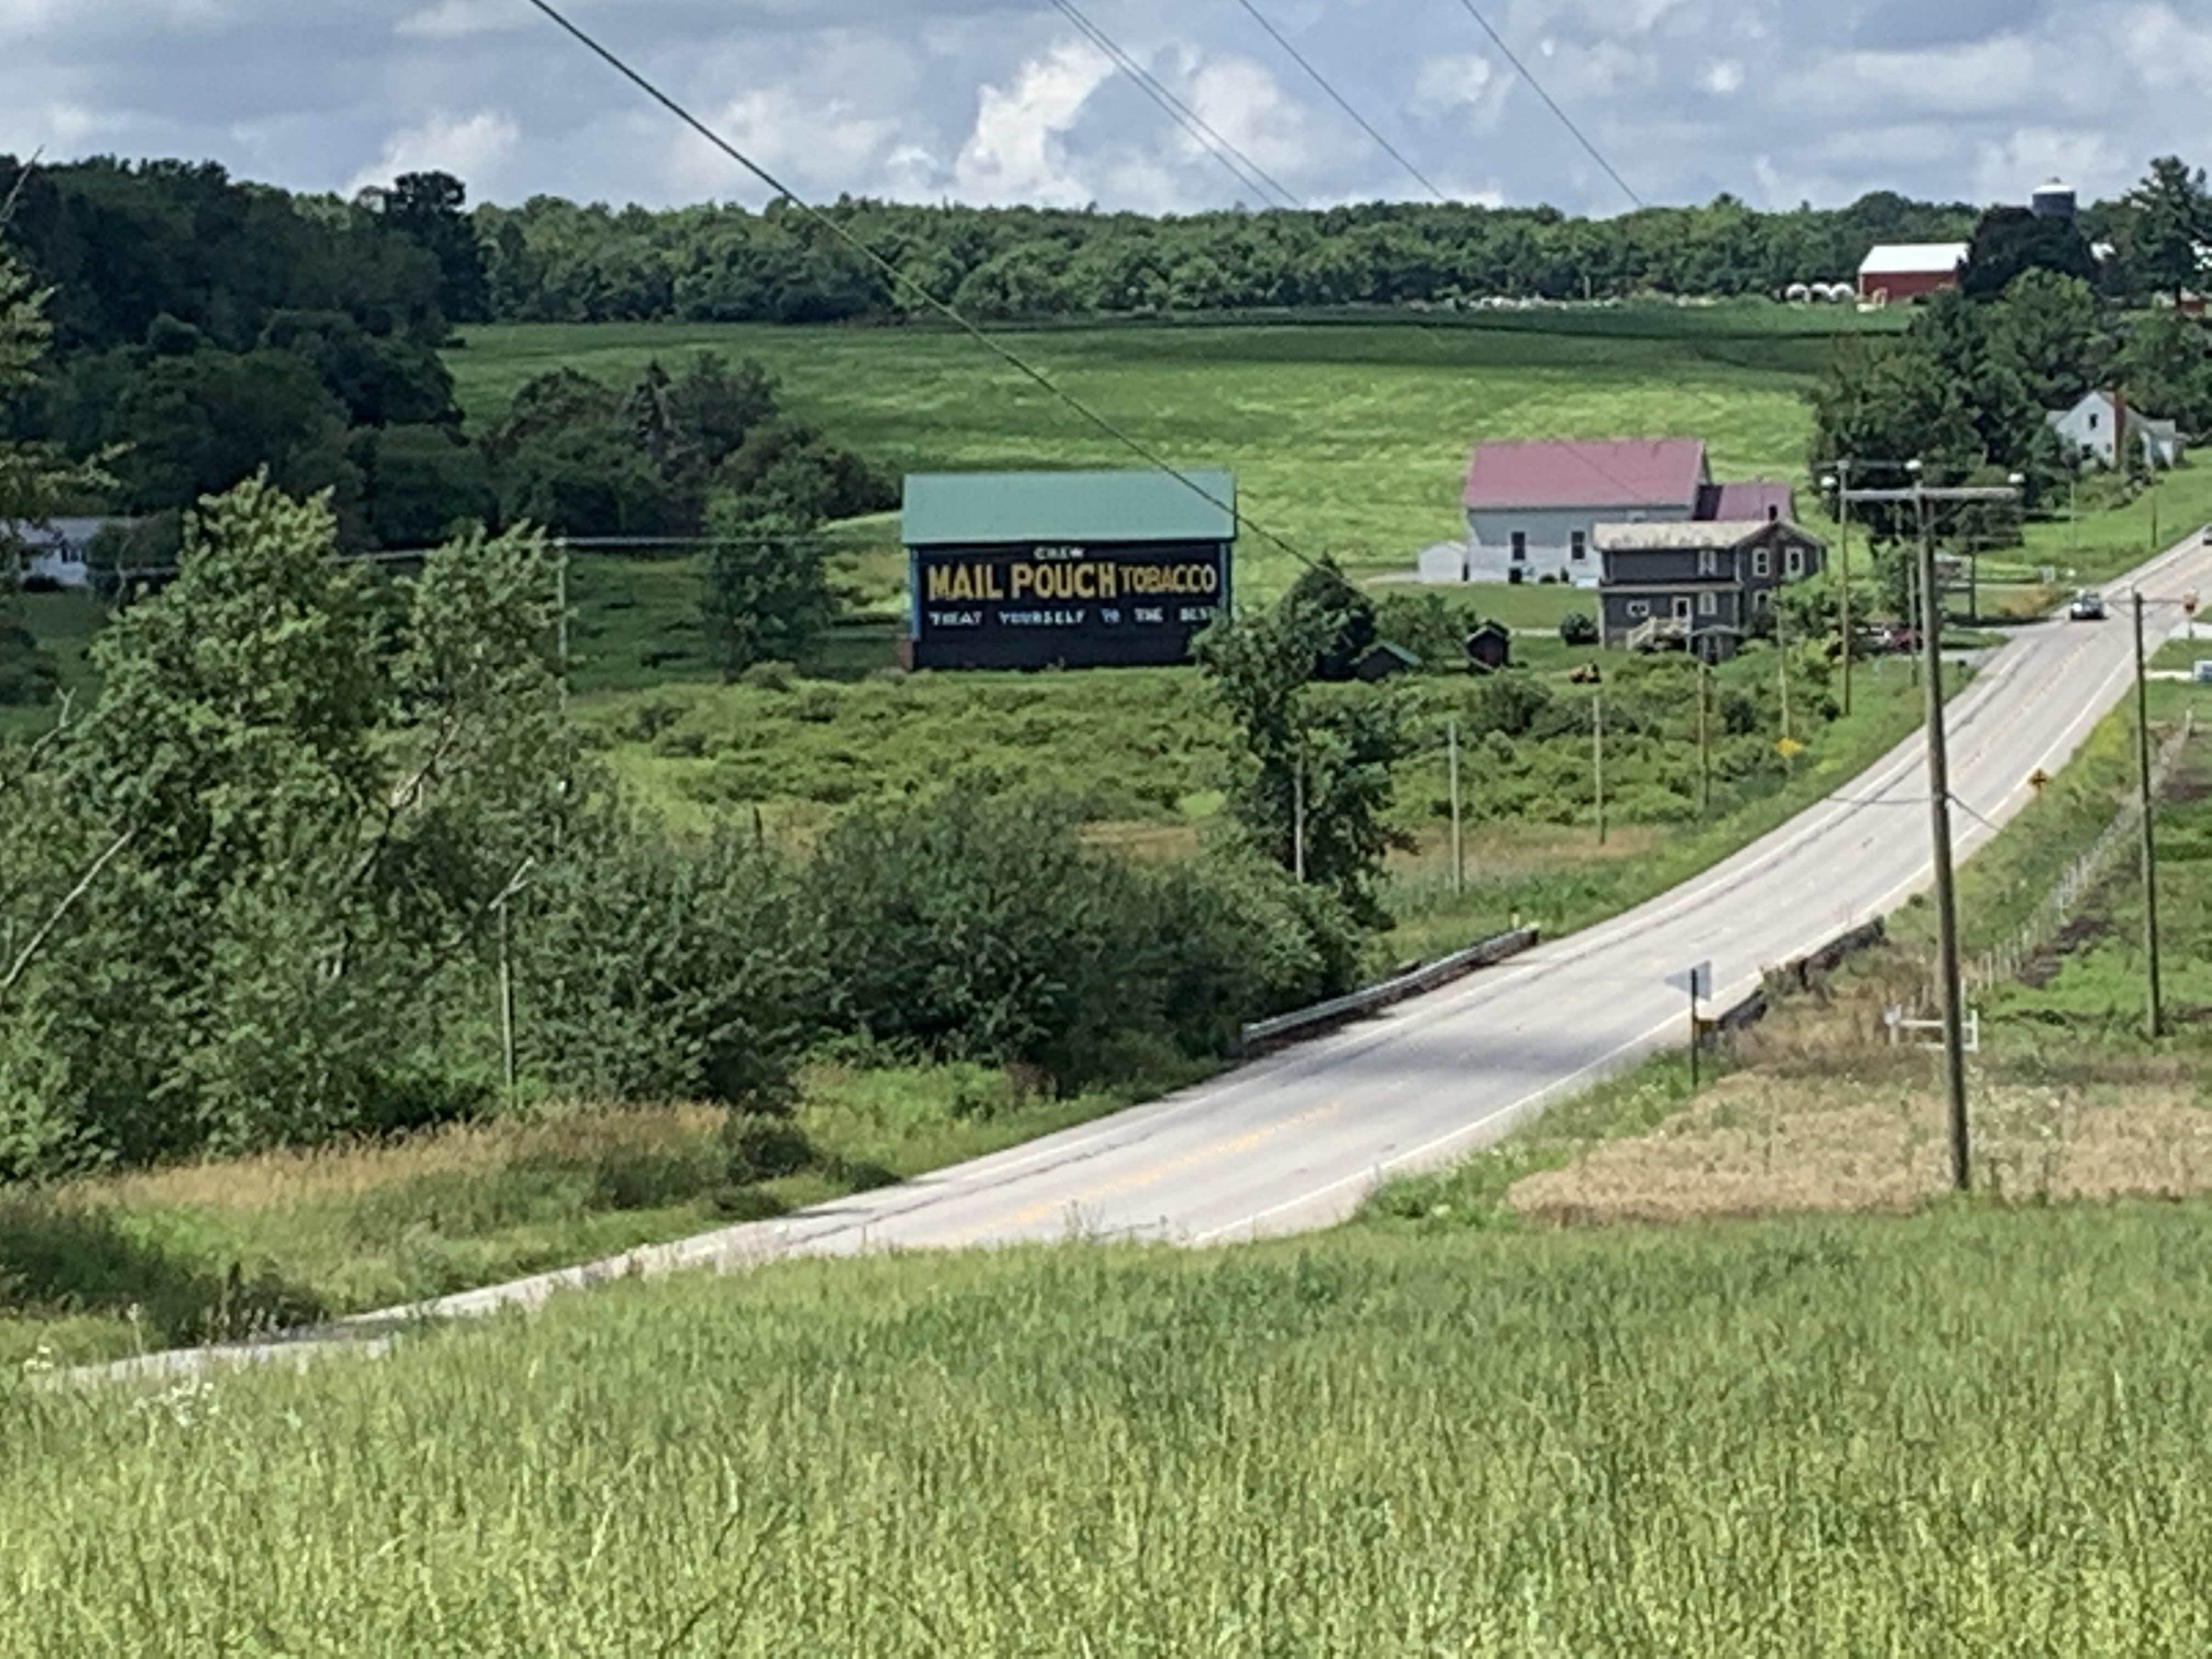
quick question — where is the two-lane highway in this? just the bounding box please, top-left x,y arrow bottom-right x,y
84,537 -> 2212,1377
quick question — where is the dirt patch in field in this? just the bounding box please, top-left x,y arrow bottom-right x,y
1508,1075 -> 2212,1226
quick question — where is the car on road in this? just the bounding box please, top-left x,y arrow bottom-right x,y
2068,590 -> 2107,622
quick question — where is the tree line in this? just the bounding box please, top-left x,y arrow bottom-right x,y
5,150 -> 2200,341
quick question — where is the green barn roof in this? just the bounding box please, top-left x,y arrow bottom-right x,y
902,470 -> 1237,547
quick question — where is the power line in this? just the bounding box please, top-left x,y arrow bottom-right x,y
521,0 -> 1320,574
1049,0 -> 1300,210
1231,0 -> 1450,204
1449,0 -> 1644,211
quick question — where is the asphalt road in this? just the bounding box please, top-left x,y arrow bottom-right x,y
81,538 -> 2212,1380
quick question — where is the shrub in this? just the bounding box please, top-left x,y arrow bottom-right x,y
1559,612 -> 1600,647
723,1112 -> 815,1185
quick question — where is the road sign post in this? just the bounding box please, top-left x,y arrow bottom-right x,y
1667,961 -> 1712,1089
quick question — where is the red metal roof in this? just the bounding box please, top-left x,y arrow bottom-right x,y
1698,481 -> 1796,522
1463,438 -> 1708,510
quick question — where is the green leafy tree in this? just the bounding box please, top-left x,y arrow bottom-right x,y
700,503 -> 833,676
487,367 -> 680,538
0,477 -> 584,1172
518,811 -> 823,1109
714,416 -> 895,526
370,170 -> 488,326
1283,556 -> 1379,680
1197,595 -> 1409,924
2115,310 -> 2212,433
1960,207 -> 2098,300
258,308 -> 460,427
361,423 -> 495,548
110,346 -> 364,532
1984,270 -> 2109,409
2119,156 -> 2211,304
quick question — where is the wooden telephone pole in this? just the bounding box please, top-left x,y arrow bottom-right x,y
1838,468 -> 2023,1192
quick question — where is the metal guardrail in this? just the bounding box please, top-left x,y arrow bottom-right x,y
1699,918 -> 1890,1049
1237,927 -> 1540,1056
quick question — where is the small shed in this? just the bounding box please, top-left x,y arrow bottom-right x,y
1352,641 -> 1421,682
1463,622 -> 1511,672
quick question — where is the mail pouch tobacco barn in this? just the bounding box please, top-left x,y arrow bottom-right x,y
902,470 -> 1235,670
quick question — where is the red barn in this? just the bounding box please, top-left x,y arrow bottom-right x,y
1857,242 -> 1968,304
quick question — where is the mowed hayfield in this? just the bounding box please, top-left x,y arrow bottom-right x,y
16,1202 -> 2212,1655
447,307 -> 1885,600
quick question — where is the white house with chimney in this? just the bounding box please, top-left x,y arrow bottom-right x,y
2046,391 -> 2183,471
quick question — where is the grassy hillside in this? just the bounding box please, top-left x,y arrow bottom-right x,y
447,309 -> 1872,602
15,1200 -> 2212,1654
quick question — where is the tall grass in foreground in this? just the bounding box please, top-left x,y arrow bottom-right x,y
14,1204 -> 2212,1655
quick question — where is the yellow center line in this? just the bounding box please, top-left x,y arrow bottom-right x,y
943,1103 -> 1341,1245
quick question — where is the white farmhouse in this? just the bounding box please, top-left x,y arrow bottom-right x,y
1459,438 -> 1794,586
2046,390 -> 2183,471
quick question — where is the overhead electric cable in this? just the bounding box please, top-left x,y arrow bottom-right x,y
1231,0 -> 1449,203
1450,0 -> 1644,210
521,0 -> 1319,572
1049,0 -> 1300,210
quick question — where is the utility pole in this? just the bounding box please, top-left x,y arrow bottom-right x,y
1822,459 -> 1855,715
1592,684 -> 1607,847
1447,718 -> 1465,895
2132,589 -> 2166,1040
1696,656 -> 1712,815
1820,458 -> 1920,714
1841,469 -> 2023,1193
1775,585 -> 1793,754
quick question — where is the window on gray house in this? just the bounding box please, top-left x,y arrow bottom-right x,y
1570,530 -> 1587,562
1699,590 -> 1717,616
1627,600 -> 1650,618
1752,547 -> 1771,578
1510,531 -> 1528,563
1786,546 -> 1805,578
1697,548 -> 1717,576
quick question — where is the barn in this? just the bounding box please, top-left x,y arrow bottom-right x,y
902,470 -> 1235,670
1857,242 -> 1969,304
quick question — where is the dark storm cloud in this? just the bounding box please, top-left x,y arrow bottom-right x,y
0,0 -> 2198,214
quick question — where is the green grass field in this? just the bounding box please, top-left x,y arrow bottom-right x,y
15,1200 -> 2212,1654
447,312 -> 1863,602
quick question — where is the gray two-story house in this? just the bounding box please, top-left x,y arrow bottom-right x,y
1458,438 -> 1795,586
1595,517 -> 1826,661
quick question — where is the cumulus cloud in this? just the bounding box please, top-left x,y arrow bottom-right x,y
0,0 -> 2200,218
953,39 -> 1114,205
347,111 -> 520,198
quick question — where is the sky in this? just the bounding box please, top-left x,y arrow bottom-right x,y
0,0 -> 2203,217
